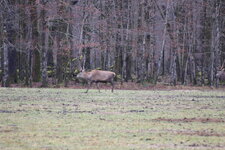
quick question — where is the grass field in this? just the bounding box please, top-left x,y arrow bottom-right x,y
0,88 -> 225,150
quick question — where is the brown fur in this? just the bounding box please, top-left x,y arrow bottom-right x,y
77,70 -> 116,93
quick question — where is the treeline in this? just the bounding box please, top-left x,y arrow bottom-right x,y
0,0 -> 225,87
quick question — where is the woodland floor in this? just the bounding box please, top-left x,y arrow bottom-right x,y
0,87 -> 225,150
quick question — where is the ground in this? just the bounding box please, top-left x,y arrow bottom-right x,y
0,87 -> 225,150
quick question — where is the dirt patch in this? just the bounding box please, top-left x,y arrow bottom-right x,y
138,129 -> 225,137
7,81 -> 225,91
0,110 -> 15,113
0,125 -> 19,133
179,130 -> 225,137
69,83 -> 224,91
0,109 -> 27,113
153,117 -> 225,123
129,110 -> 145,113
129,143 -> 225,149
189,95 -> 225,99
187,143 -> 225,149
59,110 -> 94,114
163,129 -> 225,137
0,129 -> 14,133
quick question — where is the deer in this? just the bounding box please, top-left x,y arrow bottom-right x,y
76,69 -> 116,93
216,60 -> 225,87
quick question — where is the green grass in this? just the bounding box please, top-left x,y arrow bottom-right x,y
0,88 -> 225,150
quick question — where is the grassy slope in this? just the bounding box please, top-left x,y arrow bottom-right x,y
0,88 -> 225,150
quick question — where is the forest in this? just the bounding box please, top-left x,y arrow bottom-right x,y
0,0 -> 225,87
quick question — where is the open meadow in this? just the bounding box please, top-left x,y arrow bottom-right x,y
0,88 -> 225,150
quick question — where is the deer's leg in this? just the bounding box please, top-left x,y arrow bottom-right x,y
85,81 -> 93,93
110,81 -> 114,92
96,82 -> 101,93
105,82 -> 107,91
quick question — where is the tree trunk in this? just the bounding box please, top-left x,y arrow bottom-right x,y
52,38 -> 58,86
154,0 -> 170,84
41,27 -> 49,87
25,0 -> 33,87
214,0 -> 221,85
2,42 -> 9,87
